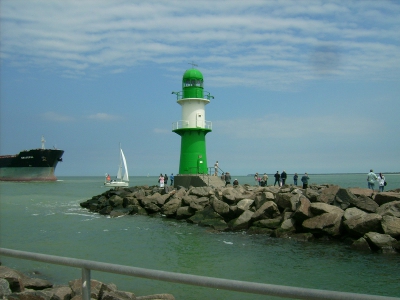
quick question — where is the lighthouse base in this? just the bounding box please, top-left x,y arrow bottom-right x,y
174,174 -> 225,189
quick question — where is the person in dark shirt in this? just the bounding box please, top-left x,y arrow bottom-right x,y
281,170 -> 287,185
293,173 -> 298,186
274,171 -> 280,186
225,172 -> 231,186
301,173 -> 310,189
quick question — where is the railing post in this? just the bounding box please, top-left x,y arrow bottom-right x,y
82,268 -> 91,300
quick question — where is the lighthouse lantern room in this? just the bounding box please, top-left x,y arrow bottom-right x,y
172,67 -> 214,175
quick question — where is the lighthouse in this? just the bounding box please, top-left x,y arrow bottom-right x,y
172,67 -> 214,175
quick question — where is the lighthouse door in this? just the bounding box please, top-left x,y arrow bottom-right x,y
196,113 -> 204,128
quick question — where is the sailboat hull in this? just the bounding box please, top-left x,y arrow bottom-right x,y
104,181 -> 128,187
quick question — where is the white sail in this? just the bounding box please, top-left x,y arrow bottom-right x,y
121,149 -> 129,182
116,151 -> 122,180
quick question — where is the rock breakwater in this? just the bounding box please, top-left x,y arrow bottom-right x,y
80,184 -> 400,254
0,265 -> 175,300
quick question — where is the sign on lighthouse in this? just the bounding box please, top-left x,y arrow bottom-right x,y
172,66 -> 214,175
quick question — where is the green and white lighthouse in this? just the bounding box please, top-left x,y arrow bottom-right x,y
172,67 -> 214,175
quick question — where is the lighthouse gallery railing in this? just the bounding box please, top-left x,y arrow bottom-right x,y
172,120 -> 212,130
1,248 -> 398,300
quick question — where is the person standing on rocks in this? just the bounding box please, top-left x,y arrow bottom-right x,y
221,172 -> 225,181
254,173 -> 259,186
281,170 -> 287,185
261,173 -> 268,186
293,173 -> 298,185
214,161 -> 219,176
158,173 -> 164,188
274,171 -> 281,186
164,174 -> 168,185
225,172 -> 231,186
170,173 -> 174,186
367,169 -> 378,191
301,173 -> 310,189
377,172 -> 385,192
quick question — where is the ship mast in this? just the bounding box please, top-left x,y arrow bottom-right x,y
41,136 -> 46,149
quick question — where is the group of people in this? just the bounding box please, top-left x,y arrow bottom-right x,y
158,173 -> 174,187
367,169 -> 386,192
254,171 -> 310,189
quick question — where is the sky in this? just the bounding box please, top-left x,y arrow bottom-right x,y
1,0 -> 399,177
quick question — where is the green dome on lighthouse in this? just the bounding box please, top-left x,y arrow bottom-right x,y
182,68 -> 204,98
182,68 -> 203,81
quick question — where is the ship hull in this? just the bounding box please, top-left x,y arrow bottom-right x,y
0,167 -> 58,181
0,149 -> 64,182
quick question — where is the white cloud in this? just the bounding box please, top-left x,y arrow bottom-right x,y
87,113 -> 120,121
41,111 -> 74,122
1,0 -> 399,88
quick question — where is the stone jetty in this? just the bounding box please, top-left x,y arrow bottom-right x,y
80,184 -> 400,254
0,265 -> 175,300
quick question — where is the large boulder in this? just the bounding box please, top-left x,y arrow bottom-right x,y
161,198 -> 182,217
376,201 -> 400,218
374,192 -> 400,206
309,202 -> 344,216
176,206 -> 195,220
275,192 -> 292,210
109,195 -> 124,208
291,196 -> 311,222
211,198 -> 230,217
351,237 -> 372,252
251,201 -> 280,222
254,192 -> 275,209
302,210 -> 344,236
222,187 -> 244,204
364,232 -> 399,253
189,186 -> 213,197
304,188 -> 319,203
381,215 -> 400,238
187,206 -> 223,225
189,197 -> 209,211
334,188 -> 357,210
199,218 -> 229,231
317,185 -> 340,204
0,266 -> 52,293
252,217 -> 282,229
343,214 -> 383,238
182,195 -> 198,206
350,195 -> 379,213
289,194 -> 302,211
230,210 -> 254,231
236,199 -> 254,213
343,207 -> 367,221
8,290 -> 52,299
69,278 -> 107,299
0,278 -> 11,299
349,187 -> 374,198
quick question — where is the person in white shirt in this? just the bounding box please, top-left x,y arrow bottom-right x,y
377,173 -> 385,192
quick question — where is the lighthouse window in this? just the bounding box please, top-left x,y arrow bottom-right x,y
183,79 -> 203,87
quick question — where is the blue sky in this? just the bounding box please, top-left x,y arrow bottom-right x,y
1,0 -> 399,176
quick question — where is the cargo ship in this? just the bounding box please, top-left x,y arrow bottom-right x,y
0,137 -> 64,181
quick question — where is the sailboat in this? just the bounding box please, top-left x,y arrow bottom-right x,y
104,144 -> 129,188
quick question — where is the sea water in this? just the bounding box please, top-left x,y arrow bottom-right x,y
1,174 -> 400,299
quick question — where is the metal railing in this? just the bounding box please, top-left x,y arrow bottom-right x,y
172,120 -> 212,130
1,248 -> 398,300
171,91 -> 214,100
